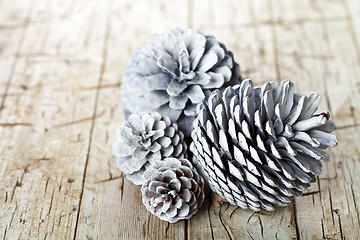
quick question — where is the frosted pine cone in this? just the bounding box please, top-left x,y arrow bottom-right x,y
112,112 -> 187,185
190,79 -> 337,211
141,158 -> 205,223
121,28 -> 240,136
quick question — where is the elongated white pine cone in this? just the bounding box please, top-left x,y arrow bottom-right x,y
141,158 -> 205,223
121,28 -> 240,136
112,112 -> 187,185
190,79 -> 337,211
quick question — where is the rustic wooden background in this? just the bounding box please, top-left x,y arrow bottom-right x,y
1,0 -> 360,239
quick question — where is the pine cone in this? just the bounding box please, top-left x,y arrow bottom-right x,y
112,112 -> 187,185
141,158 -> 205,223
190,79 -> 337,211
121,28 -> 240,136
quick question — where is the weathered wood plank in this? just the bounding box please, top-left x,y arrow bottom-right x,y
0,0 -> 32,112
189,199 -> 297,240
271,1 -> 360,239
0,0 -> 108,239
75,0 -> 190,239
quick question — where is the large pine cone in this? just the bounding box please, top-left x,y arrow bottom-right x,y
190,79 -> 337,211
121,28 -> 240,136
141,158 -> 205,223
112,112 -> 187,185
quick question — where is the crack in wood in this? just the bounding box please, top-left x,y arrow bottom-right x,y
350,180 -> 360,226
2,225 -> 7,240
229,207 -> 239,219
95,176 -> 121,184
246,212 -> 256,225
165,222 -> 170,238
0,0 -> 33,116
8,202 -> 18,228
0,122 -> 33,127
10,165 -> 29,202
292,203 -> 300,240
319,176 -> 338,180
258,215 -> 264,239
317,176 -> 329,240
247,230 -> 255,240
301,190 -> 320,196
106,158 -> 113,180
247,212 -> 264,239
146,214 -> 151,239
338,214 -> 344,240
48,188 -> 55,216
72,0 -> 113,239
218,204 -> 234,240
328,186 -> 335,225
333,209 -> 344,240
321,218 -> 326,239
184,220 -> 188,240
54,109 -> 105,128
79,82 -> 121,91
207,201 -> 215,240
34,157 -> 52,162
120,175 -> 125,202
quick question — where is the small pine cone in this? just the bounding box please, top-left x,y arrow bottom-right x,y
112,112 -> 187,185
121,28 -> 240,136
141,158 -> 205,223
190,79 -> 337,211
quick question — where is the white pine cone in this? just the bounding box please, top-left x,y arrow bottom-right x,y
141,158 -> 205,223
190,79 -> 337,211
121,28 -> 240,136
112,112 -> 187,185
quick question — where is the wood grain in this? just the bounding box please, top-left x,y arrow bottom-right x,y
0,0 -> 359,239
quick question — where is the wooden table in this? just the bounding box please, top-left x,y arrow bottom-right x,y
1,0 -> 359,239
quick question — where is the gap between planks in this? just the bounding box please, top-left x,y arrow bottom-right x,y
72,0 -> 113,239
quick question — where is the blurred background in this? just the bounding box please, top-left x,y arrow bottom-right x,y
0,0 -> 359,239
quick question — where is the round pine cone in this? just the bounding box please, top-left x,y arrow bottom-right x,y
121,28 -> 240,136
190,79 -> 337,211
112,112 -> 187,185
141,158 -> 205,223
